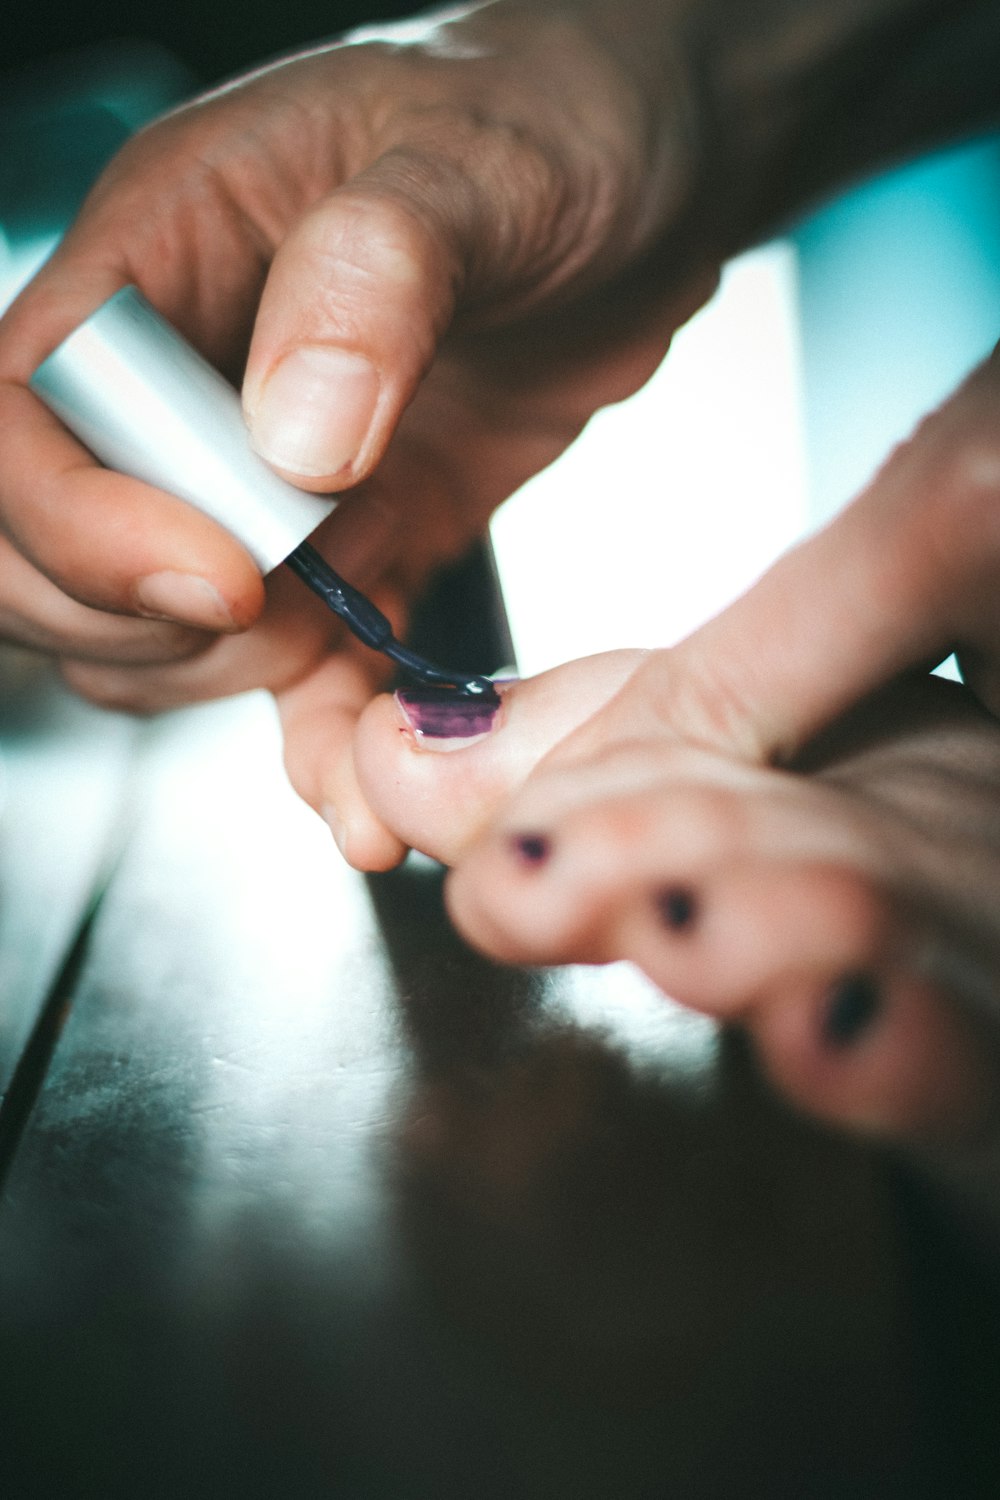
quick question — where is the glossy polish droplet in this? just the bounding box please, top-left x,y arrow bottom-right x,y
822,973 -> 881,1048
396,686 -> 501,740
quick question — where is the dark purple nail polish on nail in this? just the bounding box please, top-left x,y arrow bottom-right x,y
823,974 -> 881,1048
396,686 -> 501,740
511,833 -> 550,866
656,885 -> 698,932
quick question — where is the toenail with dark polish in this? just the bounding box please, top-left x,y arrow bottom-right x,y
395,686 -> 501,740
822,973 -> 882,1048
656,885 -> 698,932
511,832 -> 550,866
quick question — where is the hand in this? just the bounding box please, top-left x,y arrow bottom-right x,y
0,2 -> 714,854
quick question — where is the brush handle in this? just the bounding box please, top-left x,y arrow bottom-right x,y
30,286 -> 335,573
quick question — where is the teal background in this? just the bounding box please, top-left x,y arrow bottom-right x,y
794,134 -> 1000,526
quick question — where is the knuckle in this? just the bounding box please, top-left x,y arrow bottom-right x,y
294,190 -> 444,365
377,109 -> 605,293
308,186 -> 428,279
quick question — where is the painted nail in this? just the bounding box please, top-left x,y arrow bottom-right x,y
656,885 -> 698,932
822,973 -> 881,1048
134,570 -> 236,629
395,686 -> 501,746
510,833 -> 550,867
248,345 -> 380,478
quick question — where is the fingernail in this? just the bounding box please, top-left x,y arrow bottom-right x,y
134,570 -> 236,629
656,885 -> 698,932
395,687 -> 501,748
511,833 -> 550,866
248,346 -> 380,478
822,973 -> 882,1048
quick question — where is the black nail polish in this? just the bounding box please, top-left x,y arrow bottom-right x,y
656,885 -> 698,932
511,833 -> 550,866
823,974 -> 881,1048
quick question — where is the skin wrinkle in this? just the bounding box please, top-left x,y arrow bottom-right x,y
234,81 -> 363,216
278,195 -> 448,360
371,17 -> 692,302
370,119 -> 607,315
188,128 -> 326,261
635,645 -> 772,764
350,145 -> 497,311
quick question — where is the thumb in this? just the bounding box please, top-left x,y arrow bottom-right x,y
242,165 -> 469,492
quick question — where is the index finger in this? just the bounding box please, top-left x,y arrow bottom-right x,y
0,371 -> 266,631
0,264 -> 268,632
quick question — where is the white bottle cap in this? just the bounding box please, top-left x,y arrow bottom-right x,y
30,285 -> 336,573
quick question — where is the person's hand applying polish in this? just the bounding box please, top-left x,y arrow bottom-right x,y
0,0 -> 720,873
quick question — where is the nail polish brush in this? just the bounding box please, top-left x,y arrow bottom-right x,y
30,285 -> 498,702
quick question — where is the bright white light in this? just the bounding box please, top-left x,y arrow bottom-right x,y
490,243 -> 809,676
0,229 -> 59,315
344,4 -> 486,54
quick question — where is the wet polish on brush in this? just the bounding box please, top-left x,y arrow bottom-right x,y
27,289 -> 497,700
396,685 -> 502,740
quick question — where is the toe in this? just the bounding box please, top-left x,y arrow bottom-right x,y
618,860 -> 894,1014
751,963 -> 1000,1146
445,751 -> 891,997
447,807 -> 890,1000
277,652 -> 407,870
352,650 -> 645,864
449,786 -> 1000,1149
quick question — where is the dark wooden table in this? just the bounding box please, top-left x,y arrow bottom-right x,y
1,629 -> 998,1498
